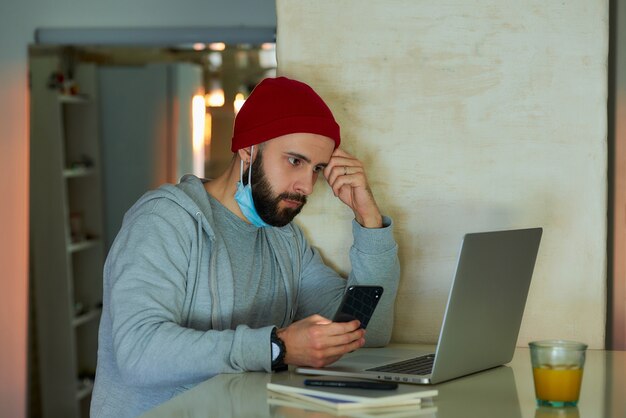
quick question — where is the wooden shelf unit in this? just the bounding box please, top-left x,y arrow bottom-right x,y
30,54 -> 104,418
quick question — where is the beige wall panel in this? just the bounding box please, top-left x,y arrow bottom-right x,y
277,0 -> 608,348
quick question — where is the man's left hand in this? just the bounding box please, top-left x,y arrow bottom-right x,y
323,148 -> 383,228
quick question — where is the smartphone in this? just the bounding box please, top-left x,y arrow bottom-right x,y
332,285 -> 384,329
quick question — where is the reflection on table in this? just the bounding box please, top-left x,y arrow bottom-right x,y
140,344 -> 626,418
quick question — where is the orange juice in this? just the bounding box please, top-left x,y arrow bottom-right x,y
532,366 -> 583,402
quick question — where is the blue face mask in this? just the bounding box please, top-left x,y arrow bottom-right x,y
234,146 -> 270,228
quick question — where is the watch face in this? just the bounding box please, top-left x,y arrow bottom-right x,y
271,341 -> 280,361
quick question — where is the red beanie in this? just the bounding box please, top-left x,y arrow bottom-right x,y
231,77 -> 341,152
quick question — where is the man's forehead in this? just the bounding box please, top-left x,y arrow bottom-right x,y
264,133 -> 335,161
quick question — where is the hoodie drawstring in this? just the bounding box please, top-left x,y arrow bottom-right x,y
184,212 -> 204,326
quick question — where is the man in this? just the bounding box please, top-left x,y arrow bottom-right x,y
91,77 -> 400,418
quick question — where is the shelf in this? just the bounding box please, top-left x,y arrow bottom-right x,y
75,378 -> 94,401
32,54 -> 104,418
72,307 -> 102,328
63,166 -> 96,178
67,238 -> 100,253
59,94 -> 90,104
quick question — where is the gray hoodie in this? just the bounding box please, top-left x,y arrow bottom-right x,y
90,175 -> 400,418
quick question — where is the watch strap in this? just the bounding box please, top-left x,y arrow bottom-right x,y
270,327 -> 288,372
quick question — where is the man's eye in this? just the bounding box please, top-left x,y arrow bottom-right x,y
288,157 -> 301,166
313,166 -> 324,173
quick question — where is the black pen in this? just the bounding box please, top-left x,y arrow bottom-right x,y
304,379 -> 398,390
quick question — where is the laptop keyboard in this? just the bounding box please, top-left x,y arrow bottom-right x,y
366,354 -> 435,376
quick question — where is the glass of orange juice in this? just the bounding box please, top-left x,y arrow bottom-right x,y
529,340 -> 588,407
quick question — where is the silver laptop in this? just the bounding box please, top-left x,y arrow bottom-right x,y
296,227 -> 542,384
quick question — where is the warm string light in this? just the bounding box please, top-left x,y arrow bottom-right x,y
192,94 -> 206,177
208,42 -> 226,51
205,79 -> 225,107
204,111 -> 212,147
205,90 -> 225,107
234,93 -> 246,114
258,43 -> 277,68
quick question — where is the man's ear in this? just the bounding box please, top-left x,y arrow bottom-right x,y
237,147 -> 253,168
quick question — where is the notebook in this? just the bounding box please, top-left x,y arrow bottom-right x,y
267,375 -> 437,411
296,227 -> 543,384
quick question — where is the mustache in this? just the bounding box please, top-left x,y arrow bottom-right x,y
278,192 -> 307,205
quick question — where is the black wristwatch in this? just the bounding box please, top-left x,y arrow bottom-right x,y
270,327 -> 288,372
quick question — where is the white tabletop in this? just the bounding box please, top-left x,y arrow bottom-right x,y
140,344 -> 626,417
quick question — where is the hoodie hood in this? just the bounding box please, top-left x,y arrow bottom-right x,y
124,174 -> 217,241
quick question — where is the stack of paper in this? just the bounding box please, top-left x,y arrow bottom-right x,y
266,376 -> 437,416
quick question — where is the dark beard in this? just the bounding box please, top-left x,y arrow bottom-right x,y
243,150 -> 307,227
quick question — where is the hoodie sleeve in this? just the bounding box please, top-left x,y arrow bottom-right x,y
294,216 -> 400,347
105,200 -> 272,388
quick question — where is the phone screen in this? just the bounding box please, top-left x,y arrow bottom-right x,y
332,285 -> 383,329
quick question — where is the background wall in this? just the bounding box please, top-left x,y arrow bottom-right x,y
277,0 -> 608,349
99,64 -> 171,252
0,2 -> 275,418
611,0 -> 626,350
99,63 -> 203,252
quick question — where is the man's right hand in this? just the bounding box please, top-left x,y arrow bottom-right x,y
276,314 -> 366,368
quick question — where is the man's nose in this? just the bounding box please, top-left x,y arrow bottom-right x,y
294,171 -> 316,196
